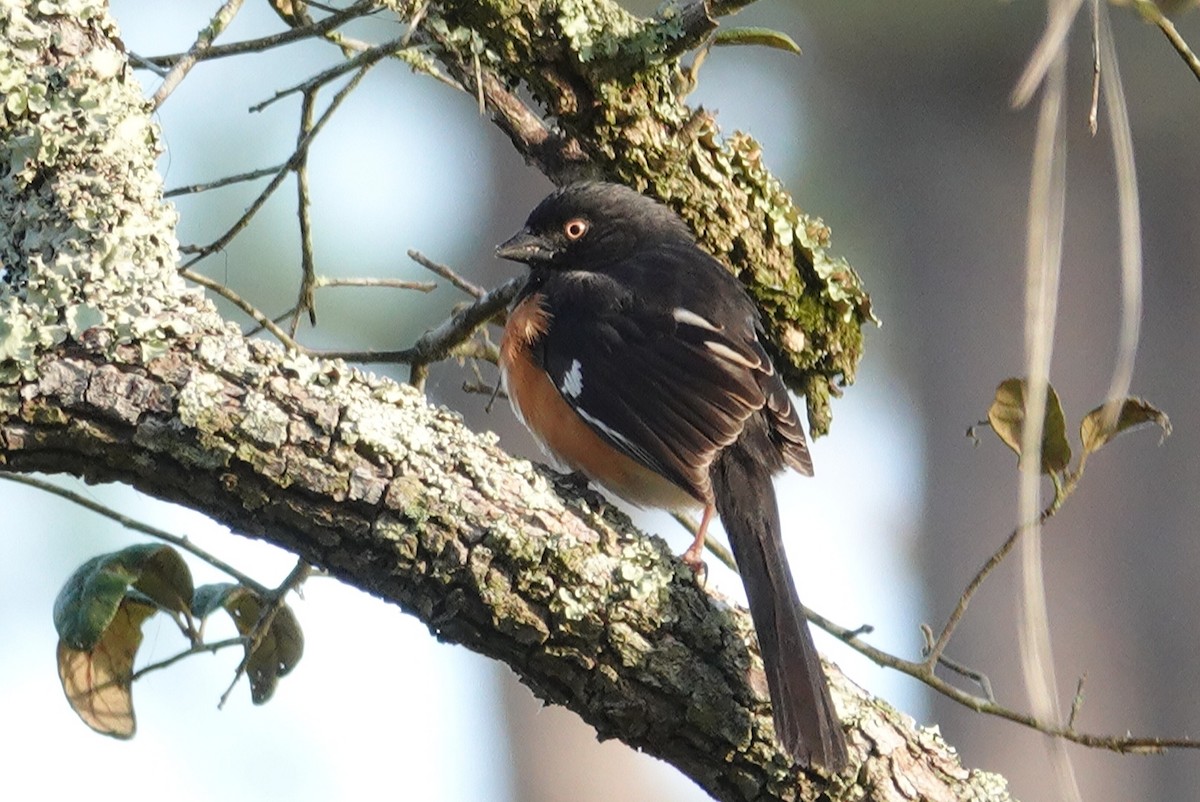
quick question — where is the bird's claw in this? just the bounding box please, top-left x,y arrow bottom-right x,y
681,545 -> 708,586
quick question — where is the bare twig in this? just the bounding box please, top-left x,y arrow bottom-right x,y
317,276 -> 521,365
0,474 -> 271,596
937,655 -> 997,704
291,88 -> 320,335
924,510 -> 1050,669
152,0 -> 245,109
165,164 -> 286,198
245,304 -> 302,338
408,249 -> 485,298
136,0 -> 377,69
802,600 -> 1198,754
131,637 -> 247,682
920,625 -> 996,702
416,24 -> 589,181
181,268 -> 304,351
317,277 -> 437,291
1134,0 -> 1200,83
249,35 -> 409,113
182,64 -> 373,270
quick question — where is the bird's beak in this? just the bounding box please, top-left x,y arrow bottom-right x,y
496,228 -> 555,264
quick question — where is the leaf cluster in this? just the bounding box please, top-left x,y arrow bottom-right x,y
53,544 -> 303,738
978,377 -> 1170,507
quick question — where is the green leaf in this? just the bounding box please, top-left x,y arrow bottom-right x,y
191,582 -> 240,619
57,597 -> 157,739
1080,397 -> 1171,457
712,27 -> 802,56
128,546 -> 194,617
194,584 -> 305,704
986,378 -> 1072,474
53,544 -> 194,651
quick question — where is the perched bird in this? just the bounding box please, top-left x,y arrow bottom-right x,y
496,181 -> 848,770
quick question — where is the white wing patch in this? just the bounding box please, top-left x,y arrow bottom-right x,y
576,406 -> 657,467
559,358 -> 584,399
672,307 -> 723,332
704,340 -> 761,370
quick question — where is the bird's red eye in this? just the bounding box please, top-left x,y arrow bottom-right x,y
563,218 -> 588,240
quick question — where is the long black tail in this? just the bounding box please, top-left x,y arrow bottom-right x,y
710,443 -> 849,771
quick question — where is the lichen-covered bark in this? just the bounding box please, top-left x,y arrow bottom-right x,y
0,2 -> 1009,801
7,285 -> 1006,802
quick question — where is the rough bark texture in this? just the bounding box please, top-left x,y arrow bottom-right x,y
0,1 -> 1009,801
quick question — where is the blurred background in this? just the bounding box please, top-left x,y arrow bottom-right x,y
3,2 -> 1199,800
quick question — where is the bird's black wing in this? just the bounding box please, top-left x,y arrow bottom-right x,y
536,256 -> 810,502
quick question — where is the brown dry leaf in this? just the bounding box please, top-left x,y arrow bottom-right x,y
57,598 -> 157,739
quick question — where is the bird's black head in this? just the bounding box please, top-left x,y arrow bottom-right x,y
496,182 -> 696,269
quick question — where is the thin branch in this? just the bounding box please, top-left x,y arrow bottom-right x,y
181,268 -> 304,351
152,0 -> 245,109
244,304 -> 302,338
408,249 -> 485,298
920,624 -> 996,702
249,35 -> 409,114
924,509 -> 1051,668
126,52 -> 170,77
291,87 -> 320,335
135,0 -> 378,69
0,475 -> 271,596
182,64 -> 373,270
317,277 -> 437,291
131,637 -> 247,682
935,653 -> 997,704
416,24 -> 589,181
317,276 -> 521,365
807,604 -> 1199,754
165,164 -> 286,198
1135,0 -> 1200,83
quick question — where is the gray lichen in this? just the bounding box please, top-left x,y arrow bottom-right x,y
0,0 -> 205,383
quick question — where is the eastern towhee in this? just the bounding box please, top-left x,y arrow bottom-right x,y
495,181 -> 848,771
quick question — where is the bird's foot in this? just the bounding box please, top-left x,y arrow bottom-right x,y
681,543 -> 708,586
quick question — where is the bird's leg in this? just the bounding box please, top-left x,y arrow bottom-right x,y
681,503 -> 715,579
